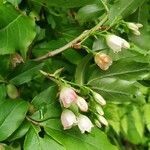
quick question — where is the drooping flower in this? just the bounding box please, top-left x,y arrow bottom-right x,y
127,22 -> 143,35
77,115 -> 94,133
106,34 -> 130,53
59,87 -> 77,108
94,53 -> 112,70
98,115 -> 108,126
93,92 -> 106,106
61,109 -> 77,130
76,96 -> 88,112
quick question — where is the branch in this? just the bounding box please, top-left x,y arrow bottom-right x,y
33,15 -> 108,61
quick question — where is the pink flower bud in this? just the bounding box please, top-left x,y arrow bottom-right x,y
94,53 -> 112,70
59,87 -> 77,108
98,115 -> 108,126
61,109 -> 77,130
77,115 -> 94,133
93,92 -> 106,106
76,96 -> 88,112
106,34 -> 130,53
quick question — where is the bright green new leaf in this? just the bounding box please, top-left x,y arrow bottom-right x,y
121,106 -> 144,144
143,104 -> 150,131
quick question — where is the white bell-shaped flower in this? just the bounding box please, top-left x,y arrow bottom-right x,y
106,34 -> 130,53
77,115 -> 94,133
61,109 -> 77,130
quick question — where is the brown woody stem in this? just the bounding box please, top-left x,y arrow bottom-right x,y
33,15 -> 108,61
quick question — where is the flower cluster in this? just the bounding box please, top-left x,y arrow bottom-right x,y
104,22 -> 143,53
126,22 -> 143,35
59,86 -> 108,133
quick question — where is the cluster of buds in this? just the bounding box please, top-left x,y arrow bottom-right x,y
106,34 -> 130,53
59,86 -> 108,133
126,22 -> 143,36
92,92 -> 108,127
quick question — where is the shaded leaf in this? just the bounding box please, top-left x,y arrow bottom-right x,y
10,63 -> 44,85
108,0 -> 146,24
75,54 -> 93,85
76,4 -> 104,24
33,0 -> 100,8
0,100 -> 28,141
31,85 -> 58,108
0,3 -> 36,57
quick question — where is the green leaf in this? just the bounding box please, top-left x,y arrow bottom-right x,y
104,104 -> 120,135
0,100 -> 28,141
75,54 -> 93,85
33,0 -> 100,8
24,125 -> 65,150
76,4 -> 104,24
0,3 -> 36,58
8,121 -> 30,141
62,49 -> 83,65
130,32 -> 150,50
108,0 -> 146,24
0,55 -> 10,76
0,84 -> 6,104
31,85 -> 58,108
107,45 -> 150,64
10,62 -> 44,85
6,0 -> 22,6
44,119 -> 118,150
143,104 -> 150,131
121,106 -> 144,144
88,61 -> 150,82
88,77 -> 138,102
30,102 -> 61,122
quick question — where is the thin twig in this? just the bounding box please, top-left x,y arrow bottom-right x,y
33,15 -> 108,61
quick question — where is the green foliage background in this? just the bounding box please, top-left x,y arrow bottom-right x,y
0,0 -> 150,150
